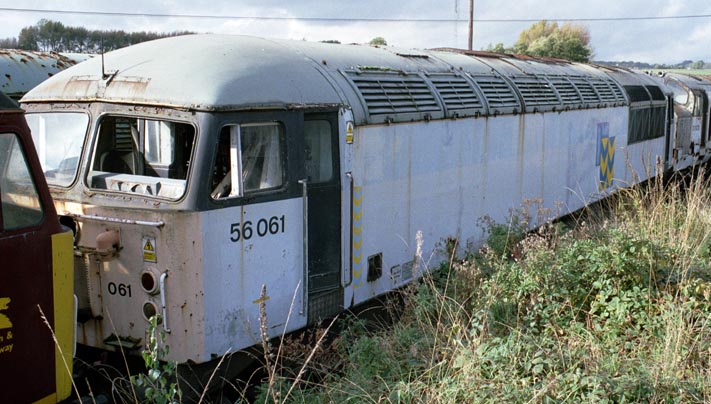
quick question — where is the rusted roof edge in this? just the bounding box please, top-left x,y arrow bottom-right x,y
430,47 -> 573,65
21,97 -> 345,113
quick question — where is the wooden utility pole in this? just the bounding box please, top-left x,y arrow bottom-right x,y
468,0 -> 474,50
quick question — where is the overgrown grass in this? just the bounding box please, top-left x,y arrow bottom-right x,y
70,170 -> 711,403
259,170 -> 711,403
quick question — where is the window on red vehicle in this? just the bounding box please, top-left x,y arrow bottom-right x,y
0,132 -> 43,230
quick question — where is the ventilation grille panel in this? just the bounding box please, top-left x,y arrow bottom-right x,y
548,77 -> 582,104
471,76 -> 520,109
590,78 -> 621,103
115,119 -> 134,151
569,77 -> 601,104
347,72 -> 440,116
512,76 -> 560,107
428,74 -> 483,111
610,81 -> 626,101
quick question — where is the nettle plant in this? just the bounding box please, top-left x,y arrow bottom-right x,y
131,315 -> 181,404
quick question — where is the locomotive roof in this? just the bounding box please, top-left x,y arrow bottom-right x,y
663,72 -> 711,92
0,49 -> 90,100
23,34 -> 632,124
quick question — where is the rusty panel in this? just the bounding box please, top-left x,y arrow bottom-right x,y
0,49 -> 89,99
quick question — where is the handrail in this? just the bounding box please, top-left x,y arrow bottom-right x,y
65,212 -> 164,228
159,272 -> 171,333
343,172 -> 354,288
298,179 -> 309,316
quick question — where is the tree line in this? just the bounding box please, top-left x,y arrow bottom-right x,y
3,18 -> 703,68
0,19 -> 192,53
486,20 -> 593,63
485,20 -> 708,68
2,18 -> 589,61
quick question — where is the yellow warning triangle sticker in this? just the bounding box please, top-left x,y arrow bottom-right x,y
144,239 -> 154,251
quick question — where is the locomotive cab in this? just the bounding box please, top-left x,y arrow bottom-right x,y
22,95 -> 352,365
656,73 -> 711,166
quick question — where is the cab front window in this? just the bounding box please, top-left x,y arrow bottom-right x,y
87,116 -> 195,200
25,112 -> 89,187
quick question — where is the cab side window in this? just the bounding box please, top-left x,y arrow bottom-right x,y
211,123 -> 285,199
0,133 -> 43,230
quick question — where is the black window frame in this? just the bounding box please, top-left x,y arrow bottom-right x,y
209,121 -> 288,200
0,131 -> 45,232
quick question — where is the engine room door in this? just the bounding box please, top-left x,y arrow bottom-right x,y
303,113 -> 342,324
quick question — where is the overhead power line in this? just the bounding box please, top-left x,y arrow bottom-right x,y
1,6 -> 711,23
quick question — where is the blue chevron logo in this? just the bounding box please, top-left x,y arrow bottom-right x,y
596,122 -> 615,190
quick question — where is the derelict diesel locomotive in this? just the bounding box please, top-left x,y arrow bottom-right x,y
19,35 -> 711,369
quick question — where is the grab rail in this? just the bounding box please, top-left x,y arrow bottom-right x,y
343,172 -> 354,288
298,179 -> 309,316
160,272 -> 171,333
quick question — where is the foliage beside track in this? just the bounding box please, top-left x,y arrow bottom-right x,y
256,172 -> 711,403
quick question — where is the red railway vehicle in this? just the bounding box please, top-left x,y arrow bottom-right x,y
0,91 -> 74,403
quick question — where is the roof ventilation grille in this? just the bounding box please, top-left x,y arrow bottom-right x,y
347,71 -> 440,115
429,74 -> 483,111
512,76 -> 560,107
471,75 -> 520,109
570,77 -> 601,104
547,77 -> 582,104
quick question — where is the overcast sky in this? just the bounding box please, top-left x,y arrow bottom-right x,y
1,0 -> 710,64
